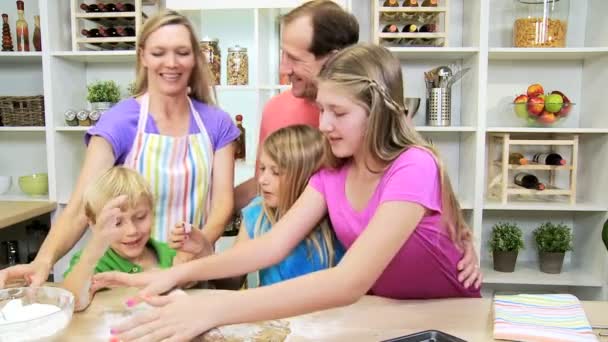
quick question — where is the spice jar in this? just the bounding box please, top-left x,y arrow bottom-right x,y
200,37 -> 221,85
64,110 -> 78,126
513,0 -> 569,48
227,45 -> 248,86
77,110 -> 91,126
89,110 -> 101,125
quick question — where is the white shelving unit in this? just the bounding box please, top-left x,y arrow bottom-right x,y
1,0 -> 607,298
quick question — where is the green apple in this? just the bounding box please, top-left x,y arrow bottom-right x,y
544,93 -> 564,113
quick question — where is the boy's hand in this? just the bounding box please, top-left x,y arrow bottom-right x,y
90,195 -> 127,249
169,222 -> 214,259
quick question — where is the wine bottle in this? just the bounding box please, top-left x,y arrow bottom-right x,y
383,0 -> 400,7
116,3 -> 135,12
81,28 -> 101,38
80,3 -> 100,12
99,26 -> 118,37
418,24 -> 437,32
508,152 -> 528,165
235,114 -> 246,160
403,0 -> 418,6
116,26 -> 135,37
99,3 -> 118,12
514,173 -> 545,190
402,24 -> 418,32
421,0 -> 438,6
528,152 -> 567,166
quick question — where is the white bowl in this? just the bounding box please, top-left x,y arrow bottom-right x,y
0,176 -> 10,195
0,286 -> 74,341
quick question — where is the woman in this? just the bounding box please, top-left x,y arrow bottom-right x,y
101,44 -> 482,342
0,10 -> 240,288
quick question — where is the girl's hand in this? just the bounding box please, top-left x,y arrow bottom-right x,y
169,222 -> 214,258
111,291 -> 222,341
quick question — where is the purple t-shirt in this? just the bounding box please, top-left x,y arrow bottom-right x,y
85,98 -> 240,164
309,147 -> 481,299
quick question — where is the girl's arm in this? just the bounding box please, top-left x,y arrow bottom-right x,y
201,143 -> 236,245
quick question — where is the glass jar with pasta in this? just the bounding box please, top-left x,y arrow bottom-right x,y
513,0 -> 569,48
200,37 -> 221,85
227,45 -> 249,86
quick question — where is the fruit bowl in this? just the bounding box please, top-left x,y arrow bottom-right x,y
0,286 -> 74,341
18,173 -> 48,196
512,84 -> 574,127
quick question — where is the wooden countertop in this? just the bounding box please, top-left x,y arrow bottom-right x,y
0,201 -> 56,230
57,288 -> 608,342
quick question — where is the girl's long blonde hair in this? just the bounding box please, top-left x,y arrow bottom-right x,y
133,9 -> 215,105
317,43 -> 471,244
257,125 -> 338,266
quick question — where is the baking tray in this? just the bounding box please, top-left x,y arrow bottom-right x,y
382,329 -> 467,342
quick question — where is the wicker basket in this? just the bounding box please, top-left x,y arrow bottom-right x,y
0,96 -> 45,126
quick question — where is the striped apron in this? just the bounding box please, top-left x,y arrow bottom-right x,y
124,93 -> 213,242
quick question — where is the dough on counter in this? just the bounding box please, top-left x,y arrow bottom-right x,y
200,319 -> 291,342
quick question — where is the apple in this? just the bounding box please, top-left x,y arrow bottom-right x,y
551,90 -> 572,117
544,93 -> 564,113
527,83 -> 544,98
526,117 -> 538,126
539,112 -> 556,125
513,94 -> 529,118
527,95 -> 545,116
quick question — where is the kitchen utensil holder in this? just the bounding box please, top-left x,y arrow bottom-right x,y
426,87 -> 451,126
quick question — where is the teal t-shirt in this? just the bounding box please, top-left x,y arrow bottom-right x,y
242,196 -> 344,287
63,238 -> 176,277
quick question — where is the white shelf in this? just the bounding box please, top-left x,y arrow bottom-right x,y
0,193 -> 50,202
489,48 -> 608,61
378,6 -> 447,13
0,52 -> 43,63
215,85 -> 257,91
0,127 -> 46,132
55,126 -> 89,132
416,126 -> 476,132
388,47 -> 478,60
486,127 -> 608,134
484,199 -> 608,212
52,51 -> 136,63
482,261 -> 603,287
258,85 -> 292,91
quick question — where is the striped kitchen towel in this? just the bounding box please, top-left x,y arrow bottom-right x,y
494,294 -> 597,342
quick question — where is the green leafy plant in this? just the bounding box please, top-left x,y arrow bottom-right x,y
533,222 -> 573,253
489,222 -> 525,252
87,80 -> 121,103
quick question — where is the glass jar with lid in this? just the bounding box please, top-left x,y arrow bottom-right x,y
227,45 -> 249,86
513,0 -> 569,48
200,37 -> 221,85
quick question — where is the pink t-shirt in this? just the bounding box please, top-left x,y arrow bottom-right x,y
309,147 -> 481,299
258,90 -> 319,145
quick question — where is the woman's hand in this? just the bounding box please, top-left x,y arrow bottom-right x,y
111,291 -> 222,341
0,259 -> 52,288
456,239 -> 482,289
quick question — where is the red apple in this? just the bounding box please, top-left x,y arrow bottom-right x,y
513,94 -> 529,118
551,90 -> 572,117
527,95 -> 545,116
527,83 -> 544,98
539,112 -> 556,124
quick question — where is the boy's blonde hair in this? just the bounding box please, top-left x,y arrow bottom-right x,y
133,9 -> 215,105
83,167 -> 154,224
317,43 -> 471,244
258,125 -> 338,266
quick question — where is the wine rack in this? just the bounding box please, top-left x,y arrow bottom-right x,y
371,0 -> 449,47
70,0 -> 159,51
486,133 -> 578,205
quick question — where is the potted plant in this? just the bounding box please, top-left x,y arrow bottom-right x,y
489,222 -> 524,272
86,80 -> 121,111
533,222 -> 573,274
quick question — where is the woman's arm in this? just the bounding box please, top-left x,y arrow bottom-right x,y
201,143 -> 236,245
0,137 -> 115,287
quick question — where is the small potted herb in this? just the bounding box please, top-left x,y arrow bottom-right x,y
533,222 -> 573,274
489,222 -> 524,272
87,80 -> 121,110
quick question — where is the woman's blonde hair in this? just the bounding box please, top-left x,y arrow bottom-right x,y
83,167 -> 154,224
257,125 -> 338,266
317,43 -> 470,243
133,9 -> 215,105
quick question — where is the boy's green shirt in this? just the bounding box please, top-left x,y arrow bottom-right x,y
63,239 -> 176,277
